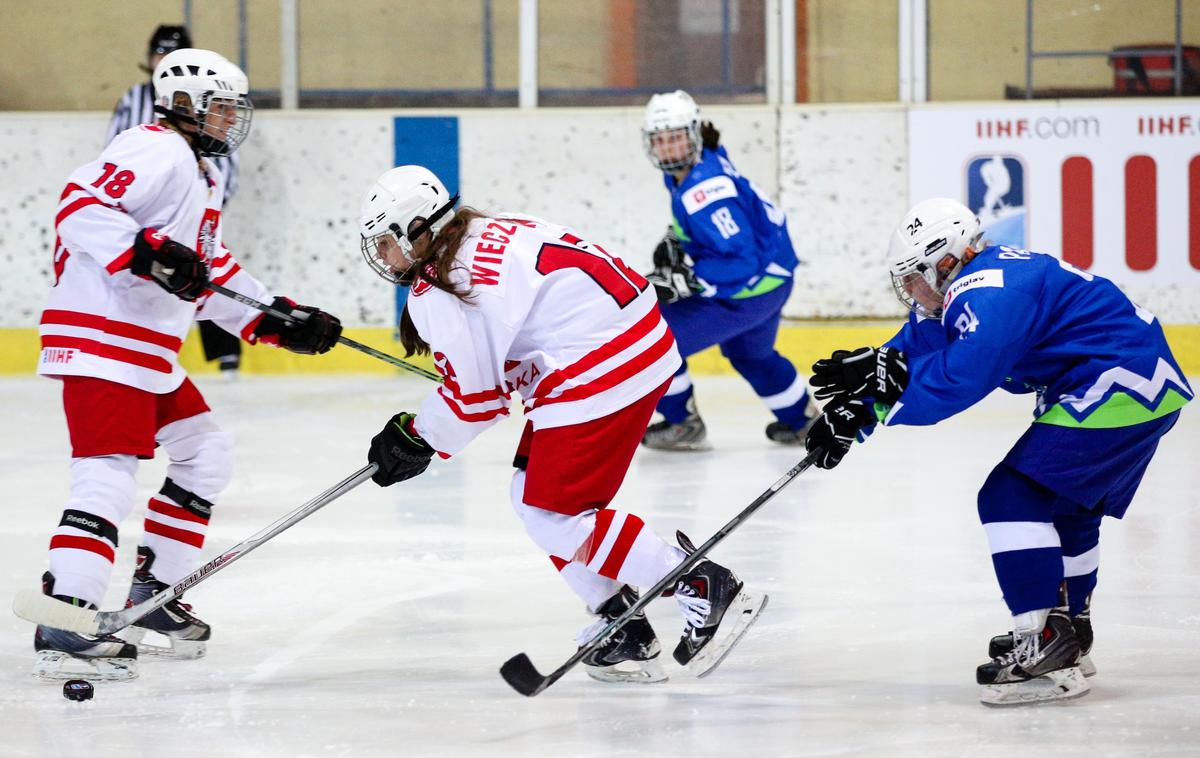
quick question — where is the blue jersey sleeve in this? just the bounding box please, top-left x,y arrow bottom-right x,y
884,312 -> 949,357
884,284 -> 1039,426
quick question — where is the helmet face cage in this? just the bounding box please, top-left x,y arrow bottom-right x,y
890,265 -> 942,318
191,93 -> 253,157
643,122 -> 701,172
360,226 -> 418,286
889,247 -> 973,318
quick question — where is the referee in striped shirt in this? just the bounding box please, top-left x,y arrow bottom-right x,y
106,24 -> 244,378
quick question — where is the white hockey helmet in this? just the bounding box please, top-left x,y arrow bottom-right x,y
642,90 -> 702,172
153,48 -> 252,157
887,198 -> 983,317
359,165 -> 459,285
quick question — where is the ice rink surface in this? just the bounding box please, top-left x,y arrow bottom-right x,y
1,372 -> 1197,758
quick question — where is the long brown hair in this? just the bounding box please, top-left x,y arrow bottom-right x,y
397,206 -> 491,357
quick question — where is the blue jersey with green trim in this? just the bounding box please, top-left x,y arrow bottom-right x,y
663,146 -> 797,299
883,245 -> 1191,428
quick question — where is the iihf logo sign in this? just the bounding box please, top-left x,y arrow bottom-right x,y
966,154 -> 1026,248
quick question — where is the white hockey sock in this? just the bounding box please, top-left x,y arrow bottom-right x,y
143,413 -> 232,584
48,455 -> 138,606
553,559 -> 624,611
573,509 -> 687,588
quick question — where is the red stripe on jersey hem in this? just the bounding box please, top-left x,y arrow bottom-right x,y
40,335 -> 173,373
442,374 -> 507,405
106,248 -> 135,274
148,497 -> 210,525
438,388 -> 509,423
531,308 -> 662,401
210,263 -> 241,287
143,518 -> 206,548
211,252 -> 232,269
41,309 -> 183,351
49,534 -> 116,563
597,513 -> 644,579
581,509 -> 616,565
549,555 -> 570,571
530,326 -> 676,408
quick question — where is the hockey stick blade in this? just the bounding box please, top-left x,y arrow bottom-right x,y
498,448 -> 824,696
12,464 -> 376,635
500,653 -> 555,697
12,591 -> 101,635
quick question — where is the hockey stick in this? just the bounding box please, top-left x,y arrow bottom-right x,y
11,463 -> 378,636
206,282 -> 442,382
499,448 -> 823,696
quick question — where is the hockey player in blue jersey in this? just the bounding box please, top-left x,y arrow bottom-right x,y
639,90 -> 813,450
804,198 -> 1190,706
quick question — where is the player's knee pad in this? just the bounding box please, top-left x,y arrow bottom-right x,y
510,471 -> 596,557
67,455 -> 139,525
977,462 -> 1058,523
157,412 -> 234,498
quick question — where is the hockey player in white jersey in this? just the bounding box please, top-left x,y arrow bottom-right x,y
357,166 -> 767,683
31,48 -> 342,681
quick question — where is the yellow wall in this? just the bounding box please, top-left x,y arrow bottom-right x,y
928,0 -> 1200,100
0,0 -> 611,110
2,2 -> 1196,110
3,323 -> 1198,377
806,0 -> 899,103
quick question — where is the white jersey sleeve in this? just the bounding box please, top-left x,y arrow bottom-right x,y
409,284 -> 518,457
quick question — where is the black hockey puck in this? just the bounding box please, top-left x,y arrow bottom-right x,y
62,679 -> 94,701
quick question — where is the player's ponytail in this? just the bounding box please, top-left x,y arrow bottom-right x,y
397,206 -> 490,357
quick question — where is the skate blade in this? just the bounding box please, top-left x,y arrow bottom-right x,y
32,651 -> 138,682
585,656 -> 669,684
684,590 -> 769,679
1079,654 -> 1097,678
980,666 -> 1090,706
641,439 -> 712,452
119,628 -> 207,660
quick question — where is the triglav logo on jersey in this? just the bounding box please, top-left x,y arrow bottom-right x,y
966,154 -> 1026,248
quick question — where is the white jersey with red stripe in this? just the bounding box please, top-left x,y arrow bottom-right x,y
408,214 -> 681,457
38,125 -> 273,393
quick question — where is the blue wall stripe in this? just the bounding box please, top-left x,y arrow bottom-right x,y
391,116 -> 461,325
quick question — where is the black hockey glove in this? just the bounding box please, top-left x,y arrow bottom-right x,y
651,228 -> 686,270
700,120 -> 720,150
648,229 -> 705,304
129,228 -> 209,301
368,412 -> 435,486
646,266 -> 705,304
804,398 -> 876,470
252,297 -> 343,355
810,346 -> 908,406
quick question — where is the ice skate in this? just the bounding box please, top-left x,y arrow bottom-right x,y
671,533 -> 767,677
641,414 -> 708,451
119,546 -> 210,659
977,607 -> 1089,706
764,418 -> 815,446
32,573 -> 137,681
989,596 -> 1095,677
579,586 -> 667,684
